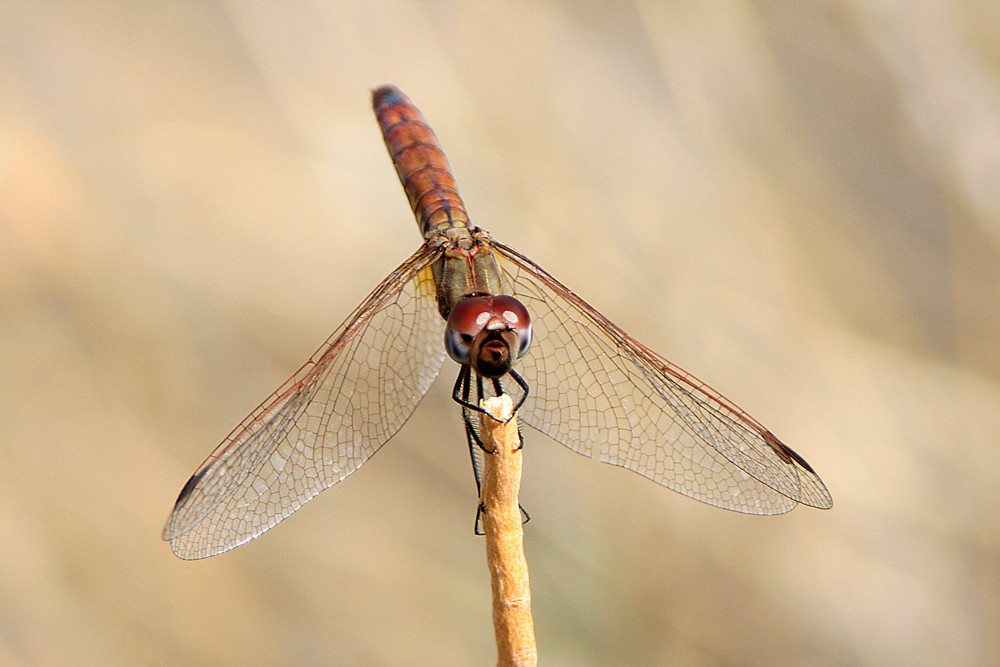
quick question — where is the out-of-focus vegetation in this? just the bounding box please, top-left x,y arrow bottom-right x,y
1,2 -> 997,664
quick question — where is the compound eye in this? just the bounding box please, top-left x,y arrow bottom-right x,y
491,295 -> 533,359
444,297 -> 493,365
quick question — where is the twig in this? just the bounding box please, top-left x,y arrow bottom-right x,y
479,394 -> 537,667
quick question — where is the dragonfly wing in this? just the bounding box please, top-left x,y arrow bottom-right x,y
493,242 -> 832,515
164,244 -> 446,558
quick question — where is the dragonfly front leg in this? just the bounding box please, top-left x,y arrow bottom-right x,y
469,414 -> 530,535
488,374 -> 527,451
506,369 -> 529,414
467,414 -> 488,536
453,367 -> 526,451
452,365 -> 487,416
452,366 -> 529,422
455,366 -> 490,535
453,366 -> 494,454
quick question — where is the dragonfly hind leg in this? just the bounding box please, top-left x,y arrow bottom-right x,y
474,501 -> 532,535
454,366 -> 531,534
454,366 -> 527,459
462,405 -> 526,483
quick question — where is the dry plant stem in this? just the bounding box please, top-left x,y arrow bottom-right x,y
479,394 -> 537,667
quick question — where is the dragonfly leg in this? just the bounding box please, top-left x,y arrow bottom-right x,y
451,365 -> 473,411
491,371 -> 530,416
454,366 -> 531,534
452,366 -> 529,423
475,502 -> 486,535
465,412 -> 490,481
476,502 -> 531,535
490,374 -> 526,451
507,369 -> 529,413
455,366 -> 495,454
452,365 -> 488,415
459,365 -> 491,507
476,506 -> 529,535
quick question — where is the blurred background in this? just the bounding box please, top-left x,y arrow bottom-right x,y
1,1 -> 998,664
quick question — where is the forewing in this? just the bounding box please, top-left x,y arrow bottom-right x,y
163,244 -> 446,558
492,242 -> 832,514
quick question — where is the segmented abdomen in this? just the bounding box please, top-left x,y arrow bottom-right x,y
373,85 -> 471,238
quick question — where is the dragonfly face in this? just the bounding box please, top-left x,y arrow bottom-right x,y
445,295 -> 533,378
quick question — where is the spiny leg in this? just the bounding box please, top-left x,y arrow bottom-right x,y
452,365 -> 531,533
452,368 -> 528,421
454,366 -> 494,455
490,374 -> 526,451
451,365 -> 475,412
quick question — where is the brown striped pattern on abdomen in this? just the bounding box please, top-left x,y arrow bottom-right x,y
372,85 -> 471,238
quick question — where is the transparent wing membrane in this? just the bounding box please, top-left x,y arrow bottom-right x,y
166,85 -> 830,560
492,241 -> 832,515
164,246 -> 445,559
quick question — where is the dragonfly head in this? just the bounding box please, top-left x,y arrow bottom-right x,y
445,295 -> 532,378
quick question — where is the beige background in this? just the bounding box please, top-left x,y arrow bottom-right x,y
2,2 -> 998,664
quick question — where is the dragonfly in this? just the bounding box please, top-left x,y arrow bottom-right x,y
163,85 -> 832,560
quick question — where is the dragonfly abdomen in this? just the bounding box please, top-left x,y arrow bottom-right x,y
373,85 -> 471,238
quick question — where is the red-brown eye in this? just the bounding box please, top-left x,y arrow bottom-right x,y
444,295 -> 533,368
445,298 -> 492,365
490,295 -> 532,359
